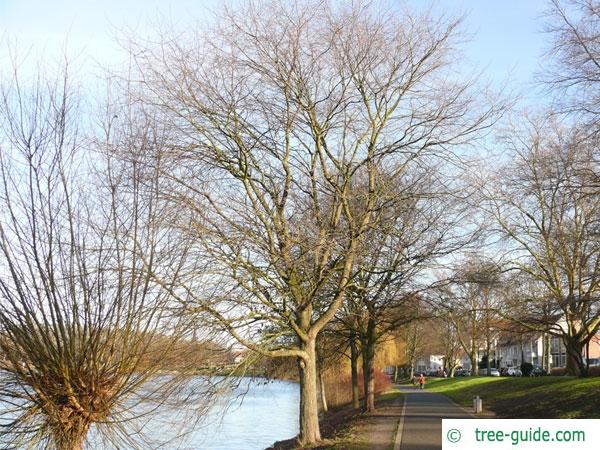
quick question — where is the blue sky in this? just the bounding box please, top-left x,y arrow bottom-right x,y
420,0 -> 550,101
0,0 -> 220,69
0,0 -> 550,101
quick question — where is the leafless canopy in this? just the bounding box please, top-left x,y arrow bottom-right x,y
334,163 -> 480,409
543,0 -> 600,124
442,256 -> 503,376
480,116 -> 600,375
125,0 -> 503,443
0,64 -> 223,449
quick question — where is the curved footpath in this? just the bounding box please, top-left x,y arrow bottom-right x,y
357,384 -> 473,450
391,384 -> 473,450
268,384 -> 474,449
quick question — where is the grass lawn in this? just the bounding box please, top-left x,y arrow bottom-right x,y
425,376 -> 600,418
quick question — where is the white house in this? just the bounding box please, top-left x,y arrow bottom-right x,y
496,334 -> 544,368
496,333 -> 600,369
414,354 -> 444,373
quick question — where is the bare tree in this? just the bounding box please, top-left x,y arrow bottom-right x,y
438,315 -> 462,377
543,0 -> 600,127
444,256 -> 502,375
402,320 -> 424,380
125,0 -> 503,443
342,165 -> 480,411
446,294 -> 483,375
401,316 -> 448,376
0,64 -> 222,449
480,116 -> 600,376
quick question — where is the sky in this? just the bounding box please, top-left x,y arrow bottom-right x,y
0,0 -> 219,71
0,0 -> 550,102
420,0 -> 550,103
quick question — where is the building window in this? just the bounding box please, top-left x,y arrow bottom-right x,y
550,337 -> 568,368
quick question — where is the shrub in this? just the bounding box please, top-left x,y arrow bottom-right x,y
549,366 -> 600,376
587,366 -> 600,377
323,369 -> 391,409
520,362 -> 534,377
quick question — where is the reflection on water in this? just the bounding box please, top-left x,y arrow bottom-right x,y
0,377 -> 299,450
195,378 -> 299,450
88,377 -> 299,450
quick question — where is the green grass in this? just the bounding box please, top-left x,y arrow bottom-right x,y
426,376 -> 600,418
377,386 -> 403,404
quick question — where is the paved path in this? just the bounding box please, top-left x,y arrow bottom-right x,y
362,393 -> 404,449
334,385 -> 473,450
395,385 -> 472,450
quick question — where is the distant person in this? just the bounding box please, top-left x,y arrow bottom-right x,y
418,373 -> 425,390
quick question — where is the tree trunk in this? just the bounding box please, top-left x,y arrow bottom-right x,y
52,422 -> 89,450
585,340 -> 590,372
450,365 -> 457,377
298,338 -> 321,445
361,319 -> 376,412
520,341 -> 525,366
361,350 -> 375,412
406,330 -> 417,381
350,337 -> 360,410
55,437 -> 85,450
543,332 -> 551,372
470,350 -> 478,376
318,363 -> 328,413
468,332 -> 479,376
563,336 -> 586,377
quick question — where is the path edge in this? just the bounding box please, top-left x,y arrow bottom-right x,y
442,394 -> 476,418
392,394 -> 406,450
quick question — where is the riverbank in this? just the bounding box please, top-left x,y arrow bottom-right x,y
267,388 -> 403,450
425,376 -> 600,418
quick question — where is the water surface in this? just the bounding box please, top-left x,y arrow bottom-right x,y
195,378 -> 299,449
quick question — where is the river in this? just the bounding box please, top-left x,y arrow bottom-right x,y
1,377 -> 299,449
132,377 -> 300,449
193,378 -> 299,449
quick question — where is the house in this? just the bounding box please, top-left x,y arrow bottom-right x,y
496,333 -> 543,367
412,329 -> 600,374
414,354 -> 445,373
457,351 -> 473,370
413,353 -> 472,373
496,332 -> 600,369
